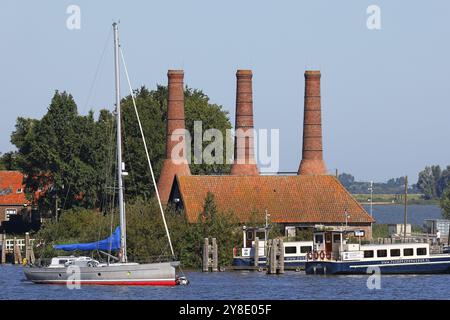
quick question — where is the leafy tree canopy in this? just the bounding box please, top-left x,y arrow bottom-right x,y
10,86 -> 232,216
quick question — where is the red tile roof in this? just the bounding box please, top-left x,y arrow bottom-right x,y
173,175 -> 375,224
0,171 -> 29,206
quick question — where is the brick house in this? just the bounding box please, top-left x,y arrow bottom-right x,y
0,171 -> 32,230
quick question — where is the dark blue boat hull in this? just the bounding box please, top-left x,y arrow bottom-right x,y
305,256 -> 450,275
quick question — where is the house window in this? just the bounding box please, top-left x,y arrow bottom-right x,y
5,209 -> 17,221
390,249 -> 401,257
17,188 -> 23,193
403,248 -> 414,256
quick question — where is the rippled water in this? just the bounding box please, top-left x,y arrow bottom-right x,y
1,265 -> 449,300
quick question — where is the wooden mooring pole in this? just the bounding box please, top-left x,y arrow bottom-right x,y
266,238 -> 284,274
1,234 -> 6,264
253,237 -> 259,267
202,237 -> 219,272
25,232 -> 35,265
13,237 -> 22,265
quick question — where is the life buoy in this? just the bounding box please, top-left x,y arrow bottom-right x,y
326,252 -> 332,260
307,252 -> 313,260
313,251 -> 319,260
319,251 -> 325,260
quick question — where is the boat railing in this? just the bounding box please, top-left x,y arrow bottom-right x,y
126,255 -> 178,264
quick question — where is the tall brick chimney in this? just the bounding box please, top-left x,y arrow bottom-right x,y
230,70 -> 259,175
298,70 -> 327,175
157,70 -> 191,203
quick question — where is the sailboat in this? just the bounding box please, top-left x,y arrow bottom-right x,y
23,23 -> 186,286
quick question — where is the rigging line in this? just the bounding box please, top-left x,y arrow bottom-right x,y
119,47 -> 175,258
82,27 -> 113,113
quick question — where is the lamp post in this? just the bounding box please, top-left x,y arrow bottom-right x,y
344,209 -> 350,230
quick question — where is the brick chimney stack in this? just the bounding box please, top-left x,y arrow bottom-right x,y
298,70 -> 327,175
231,70 -> 259,175
157,70 -> 191,203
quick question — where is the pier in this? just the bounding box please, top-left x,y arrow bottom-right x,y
0,233 -> 35,265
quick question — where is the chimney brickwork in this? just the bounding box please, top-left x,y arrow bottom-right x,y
157,70 -> 191,203
298,70 -> 327,175
230,70 -> 259,175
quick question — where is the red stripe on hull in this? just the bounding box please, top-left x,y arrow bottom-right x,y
38,280 -> 177,286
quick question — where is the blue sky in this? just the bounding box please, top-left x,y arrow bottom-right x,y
1,1 -> 449,183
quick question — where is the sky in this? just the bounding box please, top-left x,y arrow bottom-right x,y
1,0 -> 449,183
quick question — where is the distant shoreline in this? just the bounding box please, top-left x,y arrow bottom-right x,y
358,202 -> 439,206
353,193 -> 440,206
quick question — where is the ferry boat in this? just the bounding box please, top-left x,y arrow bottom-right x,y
232,226 -> 313,269
305,228 -> 450,274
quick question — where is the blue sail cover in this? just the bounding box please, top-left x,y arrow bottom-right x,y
53,227 -> 121,251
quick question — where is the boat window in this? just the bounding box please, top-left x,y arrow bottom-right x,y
314,234 -> 324,244
256,232 -> 265,240
285,246 -> 297,254
390,249 -> 401,257
59,260 -> 67,265
403,248 -> 414,256
333,234 -> 341,243
300,246 -> 312,253
377,250 -> 387,258
417,248 -> 427,256
364,250 -> 374,258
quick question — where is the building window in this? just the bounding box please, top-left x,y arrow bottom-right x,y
390,249 -> 401,257
300,246 -> 312,253
5,208 -> 17,221
377,250 -> 388,258
17,188 -> 23,193
417,248 -> 427,256
403,248 -> 414,256
285,246 -> 297,254
364,250 -> 374,258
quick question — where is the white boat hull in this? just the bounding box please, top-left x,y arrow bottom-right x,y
23,261 -> 180,286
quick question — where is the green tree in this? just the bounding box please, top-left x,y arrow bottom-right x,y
10,84 -> 232,214
11,91 -> 114,214
0,151 -> 19,170
417,166 -> 437,199
441,187 -> 450,220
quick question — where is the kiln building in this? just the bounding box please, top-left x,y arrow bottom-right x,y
158,69 -> 374,238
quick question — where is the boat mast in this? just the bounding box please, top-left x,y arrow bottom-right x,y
113,22 -> 127,263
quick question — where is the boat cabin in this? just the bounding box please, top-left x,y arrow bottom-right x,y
310,228 -> 432,262
49,256 -> 99,268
